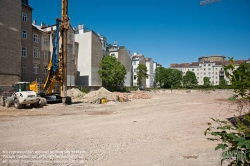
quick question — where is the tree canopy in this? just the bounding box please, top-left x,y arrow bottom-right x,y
154,67 -> 182,88
203,76 -> 211,87
136,64 -> 148,87
98,55 -> 127,91
182,71 -> 198,88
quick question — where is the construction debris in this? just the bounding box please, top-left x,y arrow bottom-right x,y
69,87 -> 150,104
67,88 -> 86,99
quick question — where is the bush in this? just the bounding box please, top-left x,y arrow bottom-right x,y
79,87 -> 89,94
205,59 -> 250,165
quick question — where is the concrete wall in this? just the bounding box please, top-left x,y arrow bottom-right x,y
75,32 -> 91,85
118,47 -> 131,87
0,0 -> 21,89
91,32 -> 102,86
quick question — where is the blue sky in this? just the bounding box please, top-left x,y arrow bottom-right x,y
29,0 -> 250,67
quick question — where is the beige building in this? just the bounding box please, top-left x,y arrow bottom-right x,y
0,0 -> 21,92
108,42 -> 132,87
20,1 -> 50,83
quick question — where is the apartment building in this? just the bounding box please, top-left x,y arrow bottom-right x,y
108,42 -> 132,87
131,53 -> 146,88
20,0 -> 50,83
0,0 -> 21,92
145,58 -> 154,88
170,55 -> 247,85
75,25 -> 103,86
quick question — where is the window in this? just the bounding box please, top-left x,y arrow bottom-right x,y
44,38 -> 48,45
21,64 -> 26,73
208,68 -> 211,70
204,64 -> 206,66
33,48 -> 40,58
44,65 -> 48,74
215,72 -> 217,74
33,34 -> 40,43
216,68 -> 217,70
44,51 -> 48,59
208,64 -> 211,66
22,12 -> 27,22
134,75 -> 136,80
208,72 -> 211,75
204,72 -> 206,75
22,30 -> 27,39
192,69 -> 194,71
204,68 -> 206,71
197,73 -> 199,75
21,47 -> 27,57
197,69 -> 199,71
133,61 -> 136,65
33,64 -> 39,74
134,69 -> 136,72
197,77 -> 199,80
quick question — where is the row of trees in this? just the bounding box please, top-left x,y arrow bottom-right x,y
155,66 -> 229,88
98,55 -> 232,91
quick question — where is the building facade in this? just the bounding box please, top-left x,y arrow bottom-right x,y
170,55 -> 247,85
20,0 -> 51,84
108,42 -> 132,87
145,58 -> 154,88
131,53 -> 146,88
0,0 -> 21,92
75,26 -> 103,86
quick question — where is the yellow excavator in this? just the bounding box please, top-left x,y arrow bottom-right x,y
30,0 -> 71,104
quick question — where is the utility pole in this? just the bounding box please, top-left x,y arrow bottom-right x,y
61,0 -> 69,104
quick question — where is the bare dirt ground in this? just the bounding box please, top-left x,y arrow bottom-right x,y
0,90 -> 237,166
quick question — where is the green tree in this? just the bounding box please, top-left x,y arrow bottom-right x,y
168,69 -> 183,88
203,76 -> 211,87
182,71 -> 198,88
219,78 -> 228,87
154,67 -> 182,88
205,59 -> 250,165
98,56 -> 127,91
154,66 -> 165,87
136,64 -> 148,88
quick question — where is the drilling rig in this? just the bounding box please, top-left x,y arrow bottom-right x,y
30,0 -> 71,104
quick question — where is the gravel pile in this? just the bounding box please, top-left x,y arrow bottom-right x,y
67,88 -> 86,98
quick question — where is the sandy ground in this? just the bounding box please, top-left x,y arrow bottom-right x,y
0,90 -> 237,166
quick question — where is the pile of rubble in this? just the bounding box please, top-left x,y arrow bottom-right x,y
67,88 -> 86,99
67,87 -> 150,104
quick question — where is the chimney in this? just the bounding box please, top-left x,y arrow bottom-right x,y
33,19 -> 36,25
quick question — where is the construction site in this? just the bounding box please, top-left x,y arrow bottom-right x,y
0,88 -> 238,166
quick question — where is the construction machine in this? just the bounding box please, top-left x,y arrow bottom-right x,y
30,0 -> 71,104
0,82 -> 46,109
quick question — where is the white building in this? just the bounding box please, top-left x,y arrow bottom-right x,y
74,25 -> 103,86
170,55 -> 246,85
131,53 -> 146,88
145,58 -> 154,88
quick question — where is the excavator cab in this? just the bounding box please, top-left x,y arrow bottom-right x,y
13,82 -> 31,92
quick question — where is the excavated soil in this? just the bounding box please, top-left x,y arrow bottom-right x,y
0,90 -> 240,166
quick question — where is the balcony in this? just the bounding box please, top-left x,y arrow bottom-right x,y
219,70 -> 224,76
